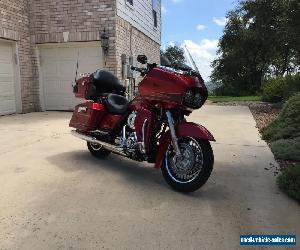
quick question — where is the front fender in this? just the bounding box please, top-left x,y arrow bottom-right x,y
154,122 -> 215,168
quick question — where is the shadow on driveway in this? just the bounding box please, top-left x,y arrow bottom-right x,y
46,150 -> 228,201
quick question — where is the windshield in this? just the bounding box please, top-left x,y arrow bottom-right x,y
160,46 -> 199,73
182,46 -> 199,72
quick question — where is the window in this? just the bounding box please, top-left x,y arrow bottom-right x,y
153,10 -> 158,28
152,0 -> 158,28
126,0 -> 133,6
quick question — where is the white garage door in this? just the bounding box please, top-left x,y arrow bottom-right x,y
39,42 -> 104,110
0,41 -> 16,115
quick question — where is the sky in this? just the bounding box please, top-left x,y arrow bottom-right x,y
161,0 -> 237,81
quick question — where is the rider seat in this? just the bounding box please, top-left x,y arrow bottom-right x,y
105,94 -> 129,114
91,69 -> 126,94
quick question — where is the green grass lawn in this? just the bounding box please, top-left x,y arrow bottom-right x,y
208,96 -> 261,102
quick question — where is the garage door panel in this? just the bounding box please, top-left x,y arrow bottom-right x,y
58,60 -> 77,77
40,48 -> 57,58
58,47 -> 78,59
44,80 -> 60,95
60,80 -> 74,91
0,63 -> 13,75
0,48 -> 11,59
79,47 -> 101,58
0,76 -> 14,83
78,49 -> 102,72
40,43 -> 103,110
0,96 -> 15,102
0,42 -> 16,116
0,84 -> 15,96
43,63 -> 57,77
78,58 -> 102,74
0,99 -> 16,114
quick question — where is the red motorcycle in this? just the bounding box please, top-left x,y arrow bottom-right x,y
69,55 -> 215,192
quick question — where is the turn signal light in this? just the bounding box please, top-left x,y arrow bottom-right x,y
92,103 -> 104,110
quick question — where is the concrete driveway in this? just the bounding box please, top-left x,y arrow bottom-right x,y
0,105 -> 299,249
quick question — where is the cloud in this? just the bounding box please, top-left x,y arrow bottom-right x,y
161,4 -> 167,14
196,24 -> 206,31
183,39 -> 219,81
213,17 -> 228,26
169,41 -> 175,47
171,0 -> 183,3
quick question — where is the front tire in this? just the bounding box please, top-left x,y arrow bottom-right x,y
161,137 -> 214,193
87,142 -> 111,159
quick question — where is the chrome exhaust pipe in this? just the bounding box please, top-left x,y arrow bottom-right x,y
71,130 -> 127,156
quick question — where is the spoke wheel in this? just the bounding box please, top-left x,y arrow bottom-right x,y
161,137 -> 214,193
166,138 -> 203,184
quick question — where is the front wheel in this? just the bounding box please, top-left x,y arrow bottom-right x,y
87,142 -> 111,159
161,137 -> 214,193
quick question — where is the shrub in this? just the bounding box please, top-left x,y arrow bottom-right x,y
262,92 -> 300,141
261,74 -> 300,103
270,138 -> 300,161
277,165 -> 300,201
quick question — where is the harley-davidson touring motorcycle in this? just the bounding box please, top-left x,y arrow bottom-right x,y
70,55 -> 215,192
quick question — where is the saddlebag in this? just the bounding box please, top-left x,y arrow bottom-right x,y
69,102 -> 105,132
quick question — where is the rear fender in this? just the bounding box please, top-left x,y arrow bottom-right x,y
154,122 -> 215,168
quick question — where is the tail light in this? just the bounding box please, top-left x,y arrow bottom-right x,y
92,103 -> 104,110
183,88 -> 202,109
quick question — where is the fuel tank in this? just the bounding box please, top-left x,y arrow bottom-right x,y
138,67 -> 207,106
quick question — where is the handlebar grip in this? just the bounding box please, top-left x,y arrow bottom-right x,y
131,66 -> 147,74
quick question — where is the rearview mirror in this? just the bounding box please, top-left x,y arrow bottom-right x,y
137,55 -> 147,64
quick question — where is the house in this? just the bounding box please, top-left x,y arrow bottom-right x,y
0,0 -> 161,114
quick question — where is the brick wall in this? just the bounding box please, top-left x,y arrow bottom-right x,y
0,1 -> 161,113
115,16 -> 160,81
0,0 -> 36,112
29,0 -> 117,75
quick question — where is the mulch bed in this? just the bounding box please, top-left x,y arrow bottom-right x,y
248,103 -> 281,132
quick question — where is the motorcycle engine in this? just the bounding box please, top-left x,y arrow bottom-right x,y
125,133 -> 137,149
114,112 -> 145,161
115,112 -> 138,150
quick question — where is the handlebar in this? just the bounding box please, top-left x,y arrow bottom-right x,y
131,66 -> 145,73
131,63 -> 157,76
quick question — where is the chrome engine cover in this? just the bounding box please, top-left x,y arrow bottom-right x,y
127,111 -> 137,130
126,133 -> 137,149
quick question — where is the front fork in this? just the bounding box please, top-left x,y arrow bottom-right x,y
165,110 -> 181,156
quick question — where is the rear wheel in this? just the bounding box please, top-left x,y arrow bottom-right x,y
161,137 -> 214,193
87,142 -> 111,159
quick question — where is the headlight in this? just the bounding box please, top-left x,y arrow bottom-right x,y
183,88 -> 202,109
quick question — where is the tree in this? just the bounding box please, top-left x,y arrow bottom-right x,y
161,45 -> 185,68
211,0 -> 300,96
